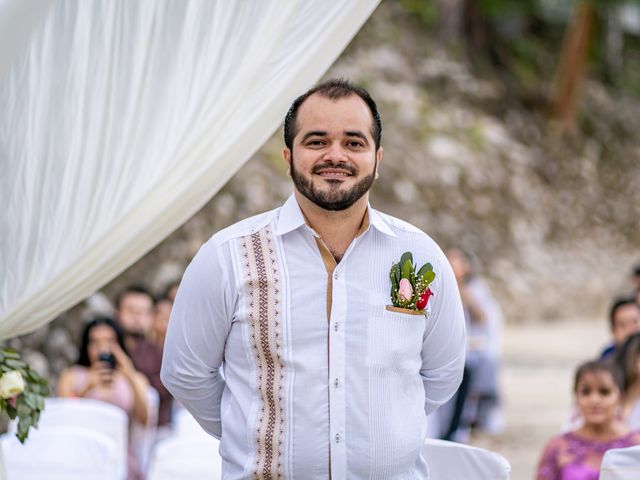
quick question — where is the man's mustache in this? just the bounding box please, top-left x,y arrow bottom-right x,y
311,161 -> 357,175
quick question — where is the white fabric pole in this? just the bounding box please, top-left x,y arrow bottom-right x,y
0,0 -> 380,339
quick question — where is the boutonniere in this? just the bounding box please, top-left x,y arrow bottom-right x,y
387,251 -> 435,315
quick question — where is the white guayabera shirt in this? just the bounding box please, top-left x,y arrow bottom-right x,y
161,195 -> 466,480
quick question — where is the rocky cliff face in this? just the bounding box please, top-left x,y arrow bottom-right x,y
8,3 -> 639,391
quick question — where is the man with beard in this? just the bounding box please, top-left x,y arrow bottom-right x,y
116,285 -> 174,427
161,79 -> 465,479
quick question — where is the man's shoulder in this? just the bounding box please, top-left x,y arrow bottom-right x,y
207,207 -> 280,247
372,209 -> 436,242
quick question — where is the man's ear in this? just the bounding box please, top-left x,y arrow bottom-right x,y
283,148 -> 292,177
375,146 -> 383,178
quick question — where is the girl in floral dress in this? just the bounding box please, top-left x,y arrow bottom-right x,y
536,360 -> 640,480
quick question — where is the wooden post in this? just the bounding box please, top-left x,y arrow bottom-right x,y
550,1 -> 597,130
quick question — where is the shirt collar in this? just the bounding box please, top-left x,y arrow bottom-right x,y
367,206 -> 397,237
274,195 -> 307,236
274,194 -> 397,238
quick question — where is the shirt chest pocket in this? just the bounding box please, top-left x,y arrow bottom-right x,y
367,305 -> 426,373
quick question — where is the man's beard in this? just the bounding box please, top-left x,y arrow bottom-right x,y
290,157 -> 377,211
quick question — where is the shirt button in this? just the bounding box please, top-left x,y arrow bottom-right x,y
333,272 -> 338,280
333,322 -> 339,332
335,433 -> 341,443
334,378 -> 340,389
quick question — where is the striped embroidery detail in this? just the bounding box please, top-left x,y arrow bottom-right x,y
241,226 -> 285,480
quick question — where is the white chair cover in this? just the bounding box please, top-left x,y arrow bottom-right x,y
173,406 -> 208,438
130,386 -> 160,474
422,438 -> 511,480
8,397 -> 129,479
2,426 -> 120,480
147,432 -> 221,480
600,445 -> 640,480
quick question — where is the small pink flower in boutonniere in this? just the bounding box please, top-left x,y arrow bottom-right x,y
398,278 -> 413,302
388,252 -> 436,313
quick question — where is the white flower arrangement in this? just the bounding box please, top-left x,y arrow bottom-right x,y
0,348 -> 48,443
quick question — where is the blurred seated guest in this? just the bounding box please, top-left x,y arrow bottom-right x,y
116,285 -> 173,427
632,263 -> 640,305
163,281 -> 180,303
600,297 -> 640,360
57,316 -> 149,480
632,263 -> 640,294
615,332 -> 640,428
536,361 -> 640,480
440,247 -> 503,441
151,296 -> 172,350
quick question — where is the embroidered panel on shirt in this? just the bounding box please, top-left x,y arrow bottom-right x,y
241,226 -> 285,480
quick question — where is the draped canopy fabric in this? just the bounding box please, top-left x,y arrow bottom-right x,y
0,0 -> 380,340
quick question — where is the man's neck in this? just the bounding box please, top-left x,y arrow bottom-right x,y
294,191 -> 368,261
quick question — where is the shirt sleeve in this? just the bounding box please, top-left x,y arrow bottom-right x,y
160,239 -> 234,438
420,252 -> 466,416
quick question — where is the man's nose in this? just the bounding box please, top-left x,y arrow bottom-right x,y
322,143 -> 348,162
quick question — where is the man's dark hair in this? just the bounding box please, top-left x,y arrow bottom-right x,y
77,316 -> 127,367
283,78 -> 382,151
615,332 -> 640,390
573,359 -> 625,394
609,296 -> 639,330
633,262 -> 640,278
115,284 -> 155,310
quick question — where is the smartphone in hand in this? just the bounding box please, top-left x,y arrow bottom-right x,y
98,351 -> 116,369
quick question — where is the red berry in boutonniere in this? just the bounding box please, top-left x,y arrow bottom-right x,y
416,288 -> 434,310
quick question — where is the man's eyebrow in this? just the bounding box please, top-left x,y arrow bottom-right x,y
300,131 -> 327,142
345,131 -> 369,143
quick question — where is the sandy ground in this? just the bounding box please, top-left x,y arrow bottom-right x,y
467,318 -> 608,480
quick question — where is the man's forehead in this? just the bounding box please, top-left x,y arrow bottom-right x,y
617,304 -> 640,319
295,93 -> 373,130
121,292 -> 153,306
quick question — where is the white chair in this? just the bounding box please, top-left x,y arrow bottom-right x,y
600,445 -> 640,480
9,397 -> 128,479
422,438 -> 511,480
147,409 -> 222,480
147,434 -> 222,480
2,426 -> 120,480
130,386 -> 160,474
173,407 -> 209,437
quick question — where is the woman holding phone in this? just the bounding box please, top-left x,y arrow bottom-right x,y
58,316 -> 149,480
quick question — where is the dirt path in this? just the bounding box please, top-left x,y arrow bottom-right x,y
468,318 -> 608,480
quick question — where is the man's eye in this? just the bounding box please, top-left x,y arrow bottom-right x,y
347,141 -> 363,148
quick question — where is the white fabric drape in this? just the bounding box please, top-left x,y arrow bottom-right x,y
0,0 -> 380,339
0,0 -> 55,83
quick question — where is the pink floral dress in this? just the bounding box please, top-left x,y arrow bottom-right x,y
536,431 -> 640,480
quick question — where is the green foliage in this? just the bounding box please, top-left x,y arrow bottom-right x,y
0,348 -> 49,443
478,0 -> 539,18
398,0 -> 439,26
